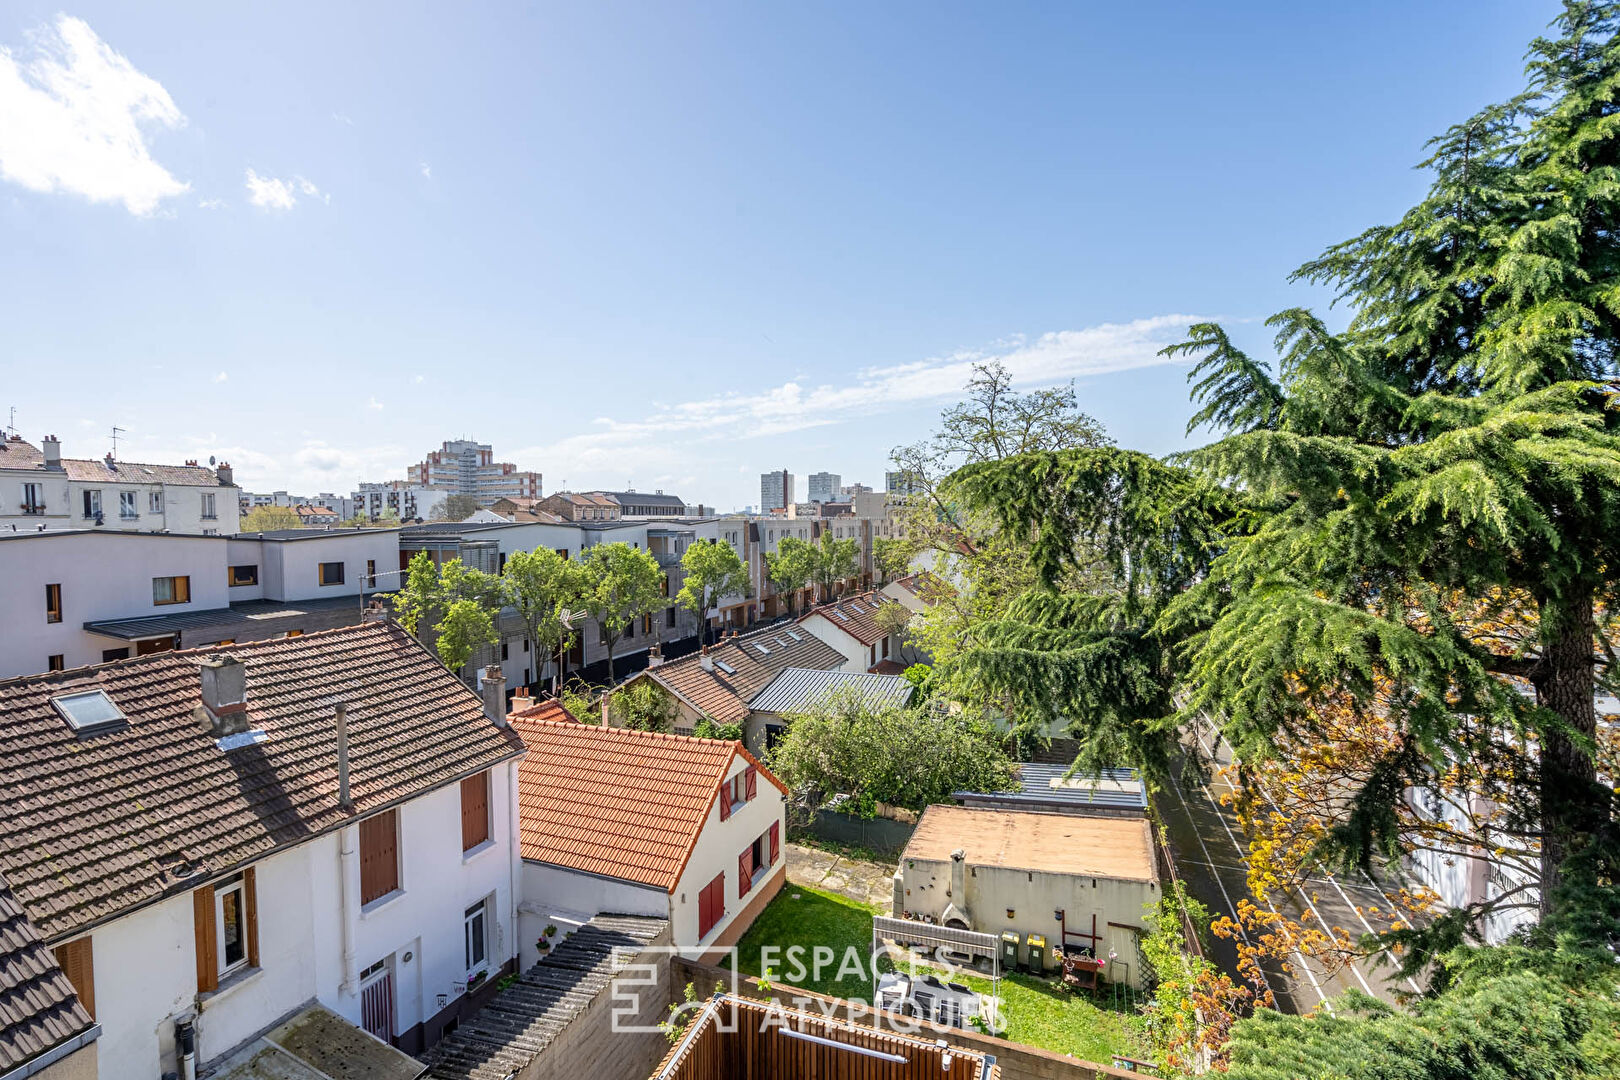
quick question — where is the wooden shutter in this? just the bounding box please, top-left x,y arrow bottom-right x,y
194,885 -> 218,992
360,810 -> 399,904
718,780 -> 731,821
244,867 -> 260,969
769,822 -> 780,866
744,766 -> 757,801
697,880 -> 712,938
461,772 -> 490,851
52,937 -> 94,1019
739,848 -> 752,899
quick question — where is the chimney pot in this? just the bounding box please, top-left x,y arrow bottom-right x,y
199,655 -> 249,736
42,436 -> 61,470
216,461 -> 234,486
481,665 -> 508,726
699,645 -> 714,672
510,687 -> 535,715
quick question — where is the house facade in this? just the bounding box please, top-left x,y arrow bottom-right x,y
0,623 -> 526,1079
510,713 -> 788,964
797,590 -> 905,673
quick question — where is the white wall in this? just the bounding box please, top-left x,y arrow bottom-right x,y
669,756 -> 786,956
256,531 -> 401,602
797,615 -> 868,674
0,533 -> 228,677
64,760 -> 521,1080
518,864 -> 666,970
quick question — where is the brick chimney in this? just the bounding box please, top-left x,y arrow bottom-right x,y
510,687 -> 535,714
699,644 -> 714,672
217,461 -> 234,487
481,665 -> 507,727
42,436 -> 61,470
198,655 -> 250,737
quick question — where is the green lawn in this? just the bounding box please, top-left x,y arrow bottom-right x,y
725,883 -> 1150,1066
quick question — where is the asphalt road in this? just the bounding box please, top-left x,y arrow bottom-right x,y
1156,725 -> 1424,1014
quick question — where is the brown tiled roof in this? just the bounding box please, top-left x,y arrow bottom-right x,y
799,589 -> 901,647
641,626 -> 846,726
60,457 -> 226,487
0,438 -> 45,469
511,718 -> 785,891
0,621 -> 524,940
890,571 -> 951,603
0,873 -> 94,1072
509,698 -> 581,724
507,509 -> 564,524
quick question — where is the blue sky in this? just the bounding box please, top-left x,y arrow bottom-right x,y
1,2 -> 1558,509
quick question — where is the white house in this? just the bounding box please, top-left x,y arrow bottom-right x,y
0,620 -> 527,1077
508,705 -> 788,965
797,589 -> 906,673
0,528 -> 400,679
0,435 -> 241,536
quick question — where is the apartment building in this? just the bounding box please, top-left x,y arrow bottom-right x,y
0,623 -> 527,1078
241,490 -> 355,519
759,469 -> 792,512
535,491 -> 622,522
885,469 -> 925,496
0,527 -> 399,679
0,435 -> 242,535
407,439 -> 542,506
353,480 -> 449,522
805,472 -> 840,503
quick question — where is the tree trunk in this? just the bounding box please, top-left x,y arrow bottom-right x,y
1534,587 -> 1602,917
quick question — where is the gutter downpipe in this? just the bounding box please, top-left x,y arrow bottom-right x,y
339,823 -> 359,993
508,758 -> 522,969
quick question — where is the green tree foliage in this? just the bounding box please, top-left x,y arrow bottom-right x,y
239,505 -> 303,531
676,539 -> 750,640
765,686 -> 1016,815
429,493 -> 482,522
692,715 -> 745,742
436,598 -> 497,672
872,536 -> 909,585
809,531 -> 860,602
766,536 -> 816,612
502,547 -> 588,692
608,678 -> 680,732
578,541 -> 665,684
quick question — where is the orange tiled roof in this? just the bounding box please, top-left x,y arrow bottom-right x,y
510,698 -> 581,723
799,589 -> 901,646
643,626 -> 846,725
890,571 -> 951,603
510,718 -> 785,890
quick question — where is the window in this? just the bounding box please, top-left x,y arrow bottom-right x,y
82,489 -> 101,519
22,481 -> 43,513
461,772 -> 491,851
53,937 -> 94,1018
464,900 -> 488,975
48,654 -> 64,672
717,766 -> 756,821
119,491 -> 137,518
228,564 -> 258,587
366,559 -> 377,589
697,872 -> 726,939
149,491 -> 163,513
45,583 -> 61,623
642,613 -> 654,635
152,576 -> 190,605
102,647 -> 129,662
201,493 -> 217,519
319,562 -> 345,586
193,869 -> 257,992
359,809 -> 399,904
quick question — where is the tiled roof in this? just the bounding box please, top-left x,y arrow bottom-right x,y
642,625 -> 846,726
510,717 -> 785,890
748,668 -> 914,715
509,698 -> 581,724
0,438 -> 44,470
0,873 -> 94,1073
798,589 -> 902,646
0,621 -> 524,940
890,571 -> 951,603
60,458 -> 227,487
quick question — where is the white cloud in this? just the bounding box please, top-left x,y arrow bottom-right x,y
244,169 -> 295,210
419,161 -> 431,180
213,371 -> 227,383
0,15 -> 189,215
197,197 -> 225,210
511,313 -> 1201,493
365,396 -> 383,411
244,170 -> 324,210
331,112 -> 353,126
411,374 -> 425,384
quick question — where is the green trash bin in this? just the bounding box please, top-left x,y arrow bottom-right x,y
1000,931 -> 1020,973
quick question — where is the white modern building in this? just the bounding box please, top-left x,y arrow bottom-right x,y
806,472 -> 841,504
0,623 -> 527,1077
0,435 -> 242,536
353,480 -> 450,523
407,439 -> 542,506
759,469 -> 793,512
0,527 -> 400,679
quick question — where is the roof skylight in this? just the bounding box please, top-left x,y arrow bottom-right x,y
753,643 -> 771,656
50,689 -> 127,735
833,610 -> 850,621
715,660 -> 737,675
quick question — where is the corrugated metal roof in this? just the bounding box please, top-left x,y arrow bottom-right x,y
749,667 -> 914,714
955,764 -> 1146,811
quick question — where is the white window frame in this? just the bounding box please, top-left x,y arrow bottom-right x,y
201,492 -> 217,520
83,489 -> 101,518
119,491 -> 137,519
149,490 -> 163,513
463,899 -> 489,979
215,873 -> 250,978
22,482 -> 43,513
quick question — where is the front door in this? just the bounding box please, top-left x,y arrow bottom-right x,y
359,959 -> 395,1043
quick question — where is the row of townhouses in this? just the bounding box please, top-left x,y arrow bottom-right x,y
0,436 -> 241,536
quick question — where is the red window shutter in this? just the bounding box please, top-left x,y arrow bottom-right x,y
744,766 -> 757,801
739,849 -> 752,898
769,822 -> 780,865
718,781 -> 731,821
697,881 -> 711,937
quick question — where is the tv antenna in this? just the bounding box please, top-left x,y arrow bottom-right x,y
110,425 -> 126,458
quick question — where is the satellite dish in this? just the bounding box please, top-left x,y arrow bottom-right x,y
209,455 -> 216,466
